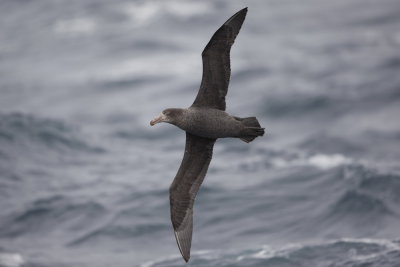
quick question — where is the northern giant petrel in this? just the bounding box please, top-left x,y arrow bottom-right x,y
150,7 -> 264,262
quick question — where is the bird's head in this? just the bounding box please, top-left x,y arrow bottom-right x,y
150,108 -> 183,126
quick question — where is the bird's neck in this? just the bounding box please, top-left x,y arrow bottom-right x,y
170,108 -> 190,129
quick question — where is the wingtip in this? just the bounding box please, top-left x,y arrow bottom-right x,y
235,7 -> 248,23
174,230 -> 192,263
183,255 -> 190,263
237,7 -> 248,15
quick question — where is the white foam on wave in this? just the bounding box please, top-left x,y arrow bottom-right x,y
237,238 -> 400,263
236,245 -> 274,261
308,153 -> 352,169
0,253 -> 24,267
138,253 -> 183,267
139,250 -> 214,267
271,152 -> 352,170
137,238 -> 400,266
236,243 -> 304,261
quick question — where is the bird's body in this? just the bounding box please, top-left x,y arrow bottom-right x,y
150,7 -> 264,262
167,107 -> 243,139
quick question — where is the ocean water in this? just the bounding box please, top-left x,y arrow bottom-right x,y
1,0 -> 400,266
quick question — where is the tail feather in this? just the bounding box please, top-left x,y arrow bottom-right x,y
236,117 -> 265,143
236,116 -> 260,127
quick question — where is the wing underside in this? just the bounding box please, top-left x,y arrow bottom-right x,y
169,133 -> 216,262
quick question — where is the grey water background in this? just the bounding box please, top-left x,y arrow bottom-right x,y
1,0 -> 400,266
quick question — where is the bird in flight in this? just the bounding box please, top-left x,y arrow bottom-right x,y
150,7 -> 264,262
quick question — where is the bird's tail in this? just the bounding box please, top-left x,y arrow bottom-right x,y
237,117 -> 265,143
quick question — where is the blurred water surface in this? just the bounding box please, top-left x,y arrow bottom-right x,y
1,0 -> 400,266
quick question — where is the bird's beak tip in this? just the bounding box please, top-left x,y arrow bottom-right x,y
150,114 -> 164,126
149,119 -> 157,126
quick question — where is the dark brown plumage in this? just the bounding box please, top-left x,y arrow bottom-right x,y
150,7 -> 264,262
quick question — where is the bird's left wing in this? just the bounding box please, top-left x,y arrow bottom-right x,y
191,7 -> 247,111
169,132 -> 216,262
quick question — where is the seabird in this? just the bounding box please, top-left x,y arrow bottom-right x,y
150,7 -> 264,262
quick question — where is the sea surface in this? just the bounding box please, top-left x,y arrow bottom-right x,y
1,0 -> 400,266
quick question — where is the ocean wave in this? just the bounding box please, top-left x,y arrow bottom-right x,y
233,163 -> 400,240
139,238 -> 400,267
68,222 -> 168,247
121,1 -> 211,27
67,188 -> 170,246
53,17 -> 96,36
302,166 -> 400,237
329,190 -> 393,219
0,195 -> 107,238
113,127 -> 179,141
331,168 -> 400,211
94,75 -> 170,92
0,113 -> 105,154
299,133 -> 365,155
262,93 -> 335,118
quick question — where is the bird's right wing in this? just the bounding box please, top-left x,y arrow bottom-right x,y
169,133 -> 216,262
